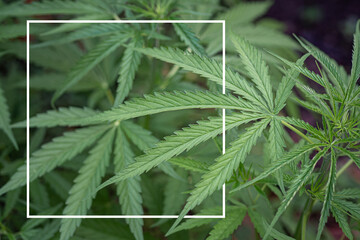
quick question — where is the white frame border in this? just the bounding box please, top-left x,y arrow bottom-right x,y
26,20 -> 226,219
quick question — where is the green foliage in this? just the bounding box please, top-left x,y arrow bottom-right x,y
60,128 -> 115,240
52,33 -> 129,104
0,84 -> 17,149
114,37 -> 143,106
0,1 -> 359,240
207,204 -> 247,240
114,128 -> 144,240
0,125 -> 109,195
231,34 -> 274,110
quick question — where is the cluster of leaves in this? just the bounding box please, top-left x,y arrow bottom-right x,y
0,0 -> 359,240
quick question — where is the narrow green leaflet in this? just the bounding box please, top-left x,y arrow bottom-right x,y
295,36 -> 345,95
169,157 -> 210,173
0,84 -> 17,149
0,125 -> 109,196
263,147 -> 329,240
3,189 -> 21,219
136,47 -> 268,110
348,20 -> 360,101
269,51 -> 326,88
96,113 -> 263,192
335,188 -> 360,199
335,146 -> 360,169
332,198 -> 360,220
168,118 -> 270,235
84,90 -> 260,124
114,37 -> 143,106
60,128 -> 115,240
231,34 -> 274,111
274,53 -> 309,113
52,34 -> 129,104
316,148 -> 337,240
268,118 -> 286,193
173,23 -> 206,55
12,107 -> 98,128
114,127 -> 144,240
207,205 -> 247,240
331,206 -> 353,240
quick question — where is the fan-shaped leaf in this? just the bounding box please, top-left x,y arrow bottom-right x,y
96,113 -> 264,192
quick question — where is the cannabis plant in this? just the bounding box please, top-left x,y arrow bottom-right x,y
0,0 -> 359,240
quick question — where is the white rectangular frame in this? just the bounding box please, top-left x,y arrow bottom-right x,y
27,20 -> 226,219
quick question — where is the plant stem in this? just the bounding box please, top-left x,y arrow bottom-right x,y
105,88 -> 115,105
301,199 -> 315,240
336,159 -> 354,178
281,120 -> 321,151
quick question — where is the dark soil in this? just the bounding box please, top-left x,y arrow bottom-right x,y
266,0 -> 360,71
